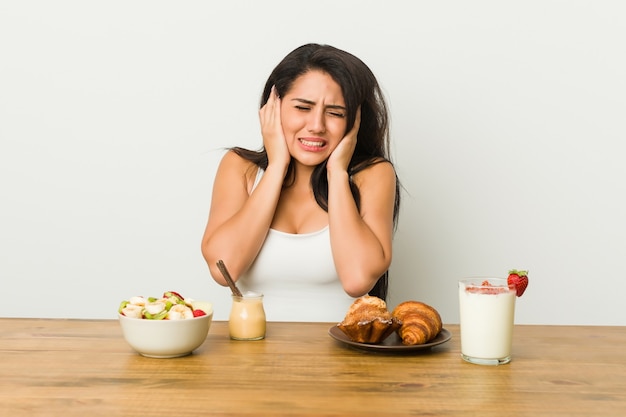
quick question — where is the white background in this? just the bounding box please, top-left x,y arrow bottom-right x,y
2,1 -> 625,325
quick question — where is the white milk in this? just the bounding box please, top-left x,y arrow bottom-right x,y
458,279 -> 516,364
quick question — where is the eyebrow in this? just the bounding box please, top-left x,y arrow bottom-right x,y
291,98 -> 346,111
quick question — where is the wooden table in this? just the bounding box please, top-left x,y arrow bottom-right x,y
1,319 -> 624,417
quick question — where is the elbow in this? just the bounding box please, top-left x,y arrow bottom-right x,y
344,286 -> 368,298
340,272 -> 384,298
200,242 -> 214,274
201,241 -> 227,286
339,259 -> 391,298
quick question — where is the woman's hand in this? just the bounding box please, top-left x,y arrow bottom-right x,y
259,86 -> 291,170
327,107 -> 360,173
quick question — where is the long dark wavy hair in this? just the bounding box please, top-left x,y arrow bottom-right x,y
231,43 -> 400,300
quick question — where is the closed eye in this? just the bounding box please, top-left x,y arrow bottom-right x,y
291,98 -> 346,117
295,105 -> 344,118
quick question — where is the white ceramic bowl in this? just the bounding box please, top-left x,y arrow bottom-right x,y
118,305 -> 213,358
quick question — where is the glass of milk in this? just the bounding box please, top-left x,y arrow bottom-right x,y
228,292 -> 266,341
458,278 -> 516,365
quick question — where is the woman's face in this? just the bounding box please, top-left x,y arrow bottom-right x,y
280,70 -> 347,167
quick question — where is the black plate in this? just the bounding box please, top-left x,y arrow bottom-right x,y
328,325 -> 451,353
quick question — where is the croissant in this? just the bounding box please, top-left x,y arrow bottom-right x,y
392,301 -> 442,345
337,296 -> 402,343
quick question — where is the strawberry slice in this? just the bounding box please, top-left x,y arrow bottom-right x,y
163,290 -> 184,299
192,309 -> 207,317
507,269 -> 529,297
163,291 -> 185,303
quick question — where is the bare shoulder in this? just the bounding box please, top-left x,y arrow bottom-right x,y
352,160 -> 397,222
219,149 -> 255,171
217,149 -> 259,191
352,160 -> 397,190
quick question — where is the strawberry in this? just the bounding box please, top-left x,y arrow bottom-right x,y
163,290 -> 184,299
507,269 -> 529,297
192,309 -> 207,317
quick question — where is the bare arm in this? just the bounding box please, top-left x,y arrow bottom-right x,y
327,162 -> 396,297
201,87 -> 289,285
326,110 -> 396,296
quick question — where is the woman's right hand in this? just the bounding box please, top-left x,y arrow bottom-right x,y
259,86 -> 290,170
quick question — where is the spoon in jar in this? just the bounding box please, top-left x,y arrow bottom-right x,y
216,260 -> 243,297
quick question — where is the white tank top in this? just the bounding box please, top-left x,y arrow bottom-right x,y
238,168 -> 355,322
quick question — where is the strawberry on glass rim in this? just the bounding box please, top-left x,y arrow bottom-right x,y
507,270 -> 529,297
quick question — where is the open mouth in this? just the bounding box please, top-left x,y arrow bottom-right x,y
299,138 -> 326,149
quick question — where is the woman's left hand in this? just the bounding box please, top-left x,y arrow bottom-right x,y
327,107 -> 360,173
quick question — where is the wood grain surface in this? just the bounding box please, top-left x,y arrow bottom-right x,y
1,319 -> 624,416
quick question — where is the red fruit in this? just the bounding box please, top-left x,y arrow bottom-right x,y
192,309 -> 207,317
507,269 -> 529,297
163,291 -> 184,300
465,280 -> 508,294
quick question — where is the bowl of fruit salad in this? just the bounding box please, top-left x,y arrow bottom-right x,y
118,291 -> 213,358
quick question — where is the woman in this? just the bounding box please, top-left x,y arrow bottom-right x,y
201,43 -> 400,321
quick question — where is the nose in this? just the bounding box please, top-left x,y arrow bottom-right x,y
307,109 -> 326,134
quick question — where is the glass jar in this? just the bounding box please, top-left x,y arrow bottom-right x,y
228,293 -> 266,340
